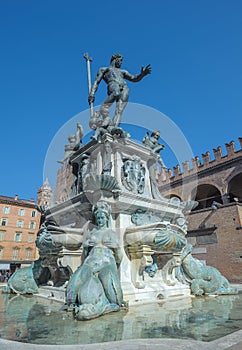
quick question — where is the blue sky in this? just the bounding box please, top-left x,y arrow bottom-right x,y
0,0 -> 241,200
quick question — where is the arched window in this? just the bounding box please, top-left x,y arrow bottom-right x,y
228,173 -> 242,203
29,221 -> 36,230
1,218 -> 8,226
191,184 -> 222,210
3,206 -> 10,214
16,220 -> 24,228
18,209 -> 25,216
15,233 -> 22,242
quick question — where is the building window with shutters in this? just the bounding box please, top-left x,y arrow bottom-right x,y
18,209 -> 25,216
0,230 -> 5,241
1,218 -> 8,226
25,248 -> 32,260
28,233 -> 34,242
3,206 -> 10,214
15,233 -> 22,242
29,221 -> 36,230
12,247 -> 19,260
16,220 -> 24,228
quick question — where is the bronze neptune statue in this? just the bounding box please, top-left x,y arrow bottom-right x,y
88,54 -> 151,130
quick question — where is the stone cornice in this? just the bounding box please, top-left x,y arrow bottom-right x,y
0,197 -> 36,208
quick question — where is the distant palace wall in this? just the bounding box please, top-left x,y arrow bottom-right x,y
158,137 -> 242,283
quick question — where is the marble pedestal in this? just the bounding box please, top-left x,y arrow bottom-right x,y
47,133 -> 191,304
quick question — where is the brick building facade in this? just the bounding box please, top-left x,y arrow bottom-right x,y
158,137 -> 242,283
0,195 -> 41,273
0,179 -> 53,275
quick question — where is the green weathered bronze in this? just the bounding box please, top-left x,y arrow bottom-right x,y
179,244 -> 238,295
3,216 -> 72,295
154,224 -> 187,250
2,264 -> 39,294
142,129 -> 165,167
88,53 -> 151,132
66,201 -> 124,320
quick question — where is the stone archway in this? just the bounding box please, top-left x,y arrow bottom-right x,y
228,173 -> 242,203
191,184 -> 222,210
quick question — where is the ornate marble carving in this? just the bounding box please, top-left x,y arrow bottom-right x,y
84,174 -> 121,198
125,221 -> 187,289
102,140 -> 112,175
131,209 -> 162,225
161,255 -> 182,286
121,156 -> 145,194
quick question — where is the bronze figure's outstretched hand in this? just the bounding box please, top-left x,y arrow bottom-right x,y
140,64 -> 152,77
